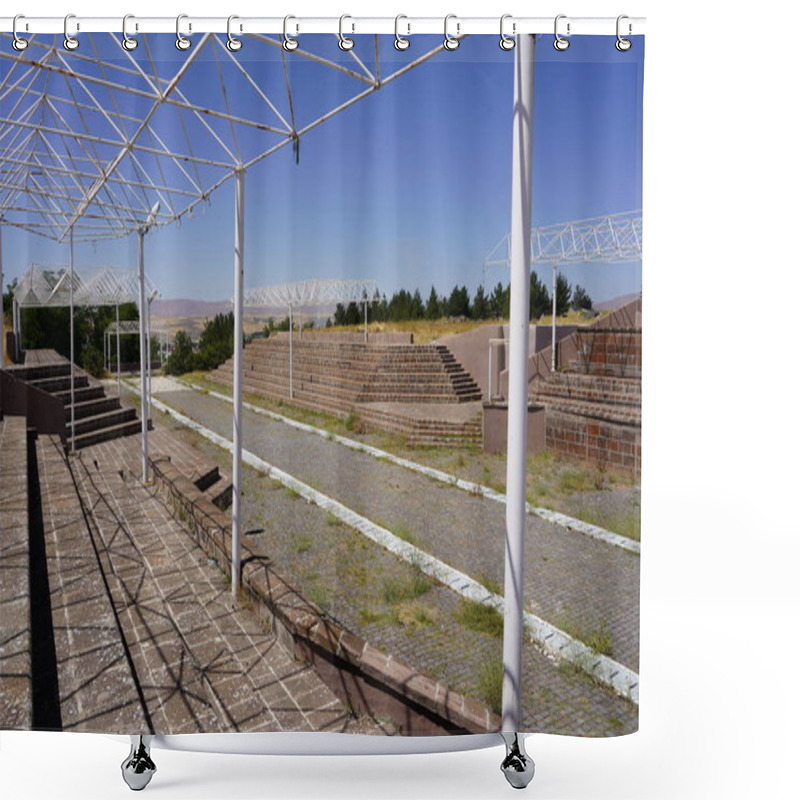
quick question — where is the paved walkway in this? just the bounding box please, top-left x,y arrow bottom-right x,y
151,383 -> 640,672
137,388 -> 639,736
29,432 -> 381,735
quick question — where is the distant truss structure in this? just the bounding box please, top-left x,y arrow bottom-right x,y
243,278 -> 378,309
482,210 -> 642,274
13,262 -> 157,307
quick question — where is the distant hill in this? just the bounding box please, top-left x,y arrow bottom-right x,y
151,298 -> 232,319
594,293 -> 641,313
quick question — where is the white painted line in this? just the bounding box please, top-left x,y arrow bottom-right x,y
142,387 -> 639,705
182,380 -> 641,555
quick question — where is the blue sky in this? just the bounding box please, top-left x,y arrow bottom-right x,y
2,34 -> 643,305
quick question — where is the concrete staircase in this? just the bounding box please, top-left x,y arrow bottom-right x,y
531,328 -> 642,474
6,357 -> 143,450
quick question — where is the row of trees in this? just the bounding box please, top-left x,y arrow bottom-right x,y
331,275 -> 592,327
165,311 -> 236,376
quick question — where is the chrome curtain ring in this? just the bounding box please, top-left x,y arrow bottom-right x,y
499,14 -> 515,51
226,15 -> 242,52
554,14 -> 570,51
64,13 -> 79,51
443,14 -> 460,51
12,15 -> 29,51
176,14 -> 191,51
616,14 -> 632,51
394,15 -> 410,51
338,14 -> 354,51
283,15 -> 299,52
121,14 -> 138,51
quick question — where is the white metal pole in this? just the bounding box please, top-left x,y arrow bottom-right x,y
289,303 -> 293,400
231,167 -> 245,599
364,298 -> 368,343
146,297 -> 152,419
116,303 -> 121,397
69,230 -> 76,454
12,300 -> 17,362
502,32 -> 535,734
0,220 -> 4,369
551,262 -> 557,373
488,342 -> 493,401
138,229 -> 148,483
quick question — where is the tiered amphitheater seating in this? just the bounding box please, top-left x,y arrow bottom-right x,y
211,339 -> 481,415
6,353 -> 143,450
209,338 -> 483,447
531,328 -> 642,474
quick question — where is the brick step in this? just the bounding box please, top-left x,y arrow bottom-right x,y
4,362 -> 73,381
538,396 -> 641,426
566,361 -> 642,379
54,385 -> 106,404
70,419 -> 147,450
28,375 -> 90,393
70,396 -> 123,420
69,407 -> 137,438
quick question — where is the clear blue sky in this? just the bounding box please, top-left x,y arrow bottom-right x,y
2,34 -> 643,305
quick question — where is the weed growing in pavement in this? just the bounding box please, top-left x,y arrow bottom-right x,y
455,599 -> 504,639
476,655 -> 504,715
477,573 -> 502,596
381,569 -> 433,605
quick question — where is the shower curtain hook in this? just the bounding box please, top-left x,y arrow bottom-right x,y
499,14 -> 515,51
283,15 -> 299,51
64,14 -> 79,51
12,15 -> 29,51
176,14 -> 191,51
554,14 -> 570,51
616,14 -> 632,51
394,15 -> 410,51
338,15 -> 355,50
443,14 -> 460,51
121,15 -> 138,51
226,15 -> 242,51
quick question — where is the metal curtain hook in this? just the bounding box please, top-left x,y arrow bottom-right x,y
176,14 -> 191,51
283,15 -> 299,51
12,15 -> 29,51
554,14 -> 570,51
227,15 -> 242,52
443,14 -> 460,51
499,14 -> 515,51
338,14 -> 354,51
394,15 -> 410,51
121,15 -> 138,51
64,14 -> 79,51
616,14 -> 632,51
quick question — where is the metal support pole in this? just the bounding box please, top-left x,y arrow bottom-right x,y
146,296 -> 152,420
0,221 -> 4,370
551,262 -> 558,373
138,229 -> 148,483
69,230 -> 75,454
364,298 -> 368,343
289,303 -> 294,399
231,167 -> 245,599
116,303 -> 121,397
502,32 -> 535,734
12,300 -> 17,362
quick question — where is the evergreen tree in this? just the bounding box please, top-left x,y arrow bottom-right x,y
472,284 -> 489,320
424,286 -> 440,320
572,284 -> 593,311
530,272 -> 551,320
556,273 -> 572,316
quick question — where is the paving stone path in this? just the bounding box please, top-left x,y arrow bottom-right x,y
150,384 -> 640,672
135,388 -> 639,736
25,432 -> 381,735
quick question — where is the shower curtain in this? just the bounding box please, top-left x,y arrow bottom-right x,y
0,29 -> 643,741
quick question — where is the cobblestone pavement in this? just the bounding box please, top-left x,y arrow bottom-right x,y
150,385 -> 640,672
28,433 -> 381,735
137,391 -> 639,736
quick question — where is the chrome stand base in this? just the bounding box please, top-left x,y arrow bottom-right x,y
121,735 -> 157,791
500,733 -> 535,790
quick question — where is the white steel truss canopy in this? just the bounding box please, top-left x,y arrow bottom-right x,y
13,261 -> 157,307
106,318 -> 165,336
0,32 -> 456,243
243,278 -> 379,309
483,210 -> 643,269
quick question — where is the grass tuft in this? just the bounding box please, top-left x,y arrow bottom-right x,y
455,599 -> 504,639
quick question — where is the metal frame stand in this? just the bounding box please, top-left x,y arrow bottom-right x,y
501,733 -> 535,789
121,735 -> 157,791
